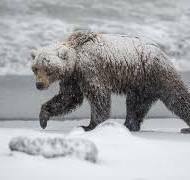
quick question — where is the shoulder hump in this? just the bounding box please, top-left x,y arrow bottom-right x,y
66,31 -> 98,48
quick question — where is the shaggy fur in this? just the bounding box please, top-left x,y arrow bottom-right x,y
31,31 -> 190,131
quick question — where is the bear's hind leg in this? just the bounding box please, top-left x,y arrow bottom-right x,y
125,90 -> 157,131
160,79 -> 190,132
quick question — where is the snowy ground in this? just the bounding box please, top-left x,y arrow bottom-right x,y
0,118 -> 190,180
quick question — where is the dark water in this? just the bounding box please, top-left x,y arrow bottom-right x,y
2,71 -> 190,119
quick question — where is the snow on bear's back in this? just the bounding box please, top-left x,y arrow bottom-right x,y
100,34 -> 173,68
98,34 -> 167,65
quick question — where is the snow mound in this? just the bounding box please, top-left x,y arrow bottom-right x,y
9,137 -> 98,163
93,120 -> 131,136
98,121 -> 129,130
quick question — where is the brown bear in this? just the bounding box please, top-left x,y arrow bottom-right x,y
31,31 -> 190,132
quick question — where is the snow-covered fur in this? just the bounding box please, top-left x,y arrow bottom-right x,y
31,31 -> 190,131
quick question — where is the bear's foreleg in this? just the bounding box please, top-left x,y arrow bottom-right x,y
81,90 -> 111,131
39,92 -> 83,129
125,90 -> 158,131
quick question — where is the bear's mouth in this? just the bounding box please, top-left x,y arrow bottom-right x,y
36,82 -> 48,90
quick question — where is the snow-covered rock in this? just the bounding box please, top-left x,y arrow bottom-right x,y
9,136 -> 98,163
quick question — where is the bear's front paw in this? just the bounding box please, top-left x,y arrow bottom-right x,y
39,109 -> 50,129
124,120 -> 141,132
80,124 -> 96,131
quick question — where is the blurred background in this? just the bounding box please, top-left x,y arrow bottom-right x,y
0,0 -> 190,120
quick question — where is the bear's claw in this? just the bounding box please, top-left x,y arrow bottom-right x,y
40,119 -> 47,129
39,110 -> 50,129
80,125 -> 95,131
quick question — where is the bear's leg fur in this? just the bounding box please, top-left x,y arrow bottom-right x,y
125,90 -> 158,131
39,83 -> 84,129
81,90 -> 111,131
160,78 -> 190,129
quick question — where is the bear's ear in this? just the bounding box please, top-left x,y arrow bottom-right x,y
57,46 -> 68,60
31,49 -> 37,60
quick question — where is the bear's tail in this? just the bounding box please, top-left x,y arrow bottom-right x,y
160,73 -> 190,127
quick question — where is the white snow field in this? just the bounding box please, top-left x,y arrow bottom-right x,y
0,118 -> 190,180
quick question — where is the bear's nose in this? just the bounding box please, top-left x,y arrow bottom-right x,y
36,82 -> 45,90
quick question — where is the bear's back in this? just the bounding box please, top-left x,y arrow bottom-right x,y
99,33 -> 163,64
97,34 -> 174,93
76,32 -> 166,68
70,32 -> 174,93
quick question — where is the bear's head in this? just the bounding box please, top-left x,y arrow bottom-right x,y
31,44 -> 76,90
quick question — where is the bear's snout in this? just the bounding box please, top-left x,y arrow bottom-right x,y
36,82 -> 46,90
